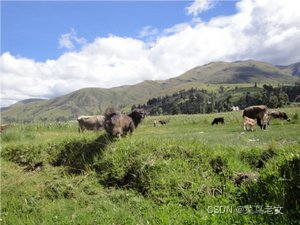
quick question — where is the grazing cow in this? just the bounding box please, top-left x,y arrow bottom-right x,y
77,115 -> 105,133
159,120 -> 167,125
243,116 -> 257,131
211,117 -> 224,125
242,105 -> 269,130
268,111 -> 290,123
104,108 -> 145,138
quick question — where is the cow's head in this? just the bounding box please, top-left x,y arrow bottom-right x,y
282,112 -> 290,121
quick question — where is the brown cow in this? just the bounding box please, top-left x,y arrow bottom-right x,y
243,116 -> 257,131
104,108 -> 145,138
159,120 -> 167,125
77,115 -> 105,133
242,105 -> 269,130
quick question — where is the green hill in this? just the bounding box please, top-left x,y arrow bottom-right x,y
1,60 -> 299,122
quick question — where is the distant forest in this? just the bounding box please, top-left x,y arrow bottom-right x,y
133,83 -> 300,115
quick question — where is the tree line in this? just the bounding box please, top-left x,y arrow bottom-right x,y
133,83 -> 300,115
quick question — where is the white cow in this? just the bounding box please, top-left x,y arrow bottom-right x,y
77,115 -> 105,133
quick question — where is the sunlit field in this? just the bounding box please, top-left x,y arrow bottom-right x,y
1,107 -> 300,225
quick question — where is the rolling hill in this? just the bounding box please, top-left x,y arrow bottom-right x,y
1,60 -> 299,122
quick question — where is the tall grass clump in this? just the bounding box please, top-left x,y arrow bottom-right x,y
292,112 -> 299,120
1,127 -> 35,142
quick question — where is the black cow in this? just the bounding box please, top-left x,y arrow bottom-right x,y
159,120 -> 167,125
211,117 -> 224,125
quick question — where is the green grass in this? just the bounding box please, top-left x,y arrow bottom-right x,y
1,107 -> 300,224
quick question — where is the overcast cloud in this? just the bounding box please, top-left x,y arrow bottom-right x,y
1,0 -> 300,107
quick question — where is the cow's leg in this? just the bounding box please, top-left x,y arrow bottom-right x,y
78,125 -> 84,133
129,127 -> 134,136
257,118 -> 263,129
246,124 -> 251,131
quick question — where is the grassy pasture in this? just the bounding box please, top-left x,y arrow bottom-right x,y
1,107 -> 300,224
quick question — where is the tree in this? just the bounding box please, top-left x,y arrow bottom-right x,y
278,92 -> 289,106
172,104 -> 181,115
268,95 -> 279,108
245,92 -> 252,106
131,104 -> 137,110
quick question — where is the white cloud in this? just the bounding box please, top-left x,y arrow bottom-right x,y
59,29 -> 87,49
139,26 -> 159,38
1,0 -> 300,107
186,0 -> 217,16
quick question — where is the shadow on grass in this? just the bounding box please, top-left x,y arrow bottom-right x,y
51,134 -> 115,174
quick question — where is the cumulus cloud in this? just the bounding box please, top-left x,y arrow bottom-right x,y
186,0 -> 217,16
1,0 -> 300,107
59,29 -> 87,49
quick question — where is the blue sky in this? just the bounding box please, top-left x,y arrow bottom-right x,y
1,0 -> 300,107
2,1 -> 237,61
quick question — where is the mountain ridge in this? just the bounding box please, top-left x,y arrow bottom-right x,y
2,60 -> 299,122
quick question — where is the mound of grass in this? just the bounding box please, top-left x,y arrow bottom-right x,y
0,127 -> 35,142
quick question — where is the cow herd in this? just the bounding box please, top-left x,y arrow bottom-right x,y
210,105 -> 290,131
76,105 -> 290,137
77,107 -> 145,138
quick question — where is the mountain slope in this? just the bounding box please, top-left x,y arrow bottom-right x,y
178,60 -> 298,83
276,62 -> 300,77
1,60 -> 299,122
